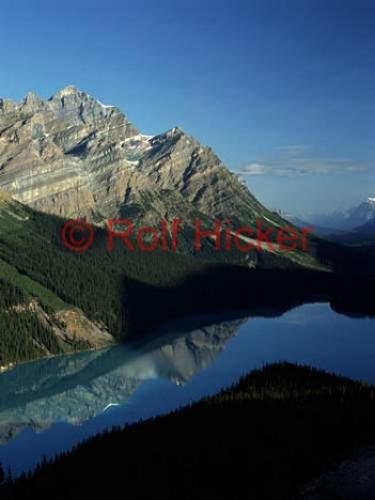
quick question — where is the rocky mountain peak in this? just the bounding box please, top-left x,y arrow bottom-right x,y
0,86 -> 295,263
48,86 -> 111,120
22,91 -> 44,111
49,85 -> 114,110
49,85 -> 97,108
53,85 -> 81,97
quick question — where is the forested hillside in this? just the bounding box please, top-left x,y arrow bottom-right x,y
0,279 -> 61,366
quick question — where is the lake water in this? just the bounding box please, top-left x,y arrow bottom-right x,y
0,302 -> 374,476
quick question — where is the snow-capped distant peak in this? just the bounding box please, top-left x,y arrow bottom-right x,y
367,197 -> 375,204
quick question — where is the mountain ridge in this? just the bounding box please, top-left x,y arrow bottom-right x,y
0,86 -> 334,271
0,86 -> 285,228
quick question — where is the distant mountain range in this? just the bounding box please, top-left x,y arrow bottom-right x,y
283,198 -> 375,247
308,197 -> 375,232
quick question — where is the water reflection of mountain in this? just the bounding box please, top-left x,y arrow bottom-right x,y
0,315 -> 246,443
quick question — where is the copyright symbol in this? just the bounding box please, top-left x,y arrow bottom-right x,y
61,219 -> 95,253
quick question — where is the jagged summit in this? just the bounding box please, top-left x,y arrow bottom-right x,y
0,86 -> 119,116
49,85 -> 106,107
0,87 -> 262,224
20,91 -> 45,113
51,86 -> 115,109
23,91 -> 43,103
52,85 -> 81,97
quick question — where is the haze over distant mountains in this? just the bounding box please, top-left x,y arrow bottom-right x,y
289,198 -> 375,247
308,197 -> 375,232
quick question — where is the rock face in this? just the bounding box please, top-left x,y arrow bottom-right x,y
0,86 -> 283,229
0,86 -> 138,220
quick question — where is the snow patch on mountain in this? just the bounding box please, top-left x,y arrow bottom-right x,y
97,100 -> 115,109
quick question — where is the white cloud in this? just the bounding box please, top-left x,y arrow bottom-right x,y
237,146 -> 369,177
241,163 -> 267,175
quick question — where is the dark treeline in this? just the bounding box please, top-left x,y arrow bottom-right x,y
3,362 -> 375,499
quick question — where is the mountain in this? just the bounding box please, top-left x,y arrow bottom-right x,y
305,198 -> 375,247
0,86 -> 326,270
0,86 -> 283,229
6,87 -> 374,272
310,197 -> 375,231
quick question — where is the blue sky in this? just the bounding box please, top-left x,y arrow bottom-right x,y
1,0 -> 374,215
